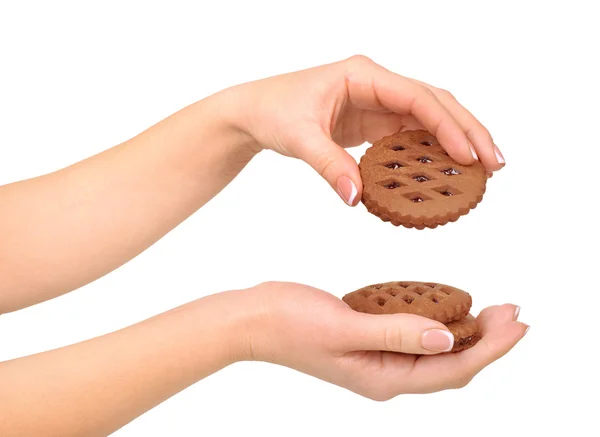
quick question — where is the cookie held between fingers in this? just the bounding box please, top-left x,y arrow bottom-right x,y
342,281 -> 480,353
359,129 -> 488,229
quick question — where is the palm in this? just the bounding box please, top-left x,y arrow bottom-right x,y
255,282 -> 524,399
327,93 -> 422,147
342,348 -> 468,394
338,304 -> 518,395
330,103 -> 412,148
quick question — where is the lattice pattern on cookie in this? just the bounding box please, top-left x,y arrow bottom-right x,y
343,281 -> 472,323
373,134 -> 481,204
362,282 -> 452,305
358,129 -> 488,228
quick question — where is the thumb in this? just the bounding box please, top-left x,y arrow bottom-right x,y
342,312 -> 455,355
293,130 -> 362,206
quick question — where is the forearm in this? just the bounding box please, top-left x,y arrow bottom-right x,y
0,288 -> 253,437
0,89 -> 256,313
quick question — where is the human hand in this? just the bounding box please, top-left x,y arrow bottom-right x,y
225,55 -> 505,206
240,281 -> 527,399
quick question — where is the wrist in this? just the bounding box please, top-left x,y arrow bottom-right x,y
199,287 -> 266,364
208,86 -> 263,155
215,283 -> 284,364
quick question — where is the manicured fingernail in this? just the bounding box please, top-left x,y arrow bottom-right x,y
336,175 -> 358,206
494,144 -> 505,166
514,306 -> 521,321
422,329 -> 454,352
468,141 -> 478,161
523,324 -> 530,335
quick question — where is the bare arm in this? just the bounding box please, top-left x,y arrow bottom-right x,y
0,282 -> 526,436
0,56 -> 503,313
0,57 -> 517,435
0,289 -> 252,437
0,91 -> 256,313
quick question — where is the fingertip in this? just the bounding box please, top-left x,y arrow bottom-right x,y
346,313 -> 450,355
484,147 -> 506,173
299,133 -> 362,207
477,304 -> 522,336
490,321 -> 528,348
422,328 -> 455,353
494,144 -> 506,166
336,175 -> 357,206
447,151 -> 476,167
468,136 -> 504,172
507,321 -> 529,345
468,141 -> 479,161
494,303 -> 521,320
454,139 -> 479,166
336,174 -> 362,206
441,135 -> 477,166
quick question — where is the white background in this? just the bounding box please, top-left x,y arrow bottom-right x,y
1,1 -> 599,436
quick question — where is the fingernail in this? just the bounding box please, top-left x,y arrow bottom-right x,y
514,306 -> 521,321
422,329 -> 454,352
336,175 -> 358,206
523,324 -> 530,336
494,144 -> 505,166
468,141 -> 478,161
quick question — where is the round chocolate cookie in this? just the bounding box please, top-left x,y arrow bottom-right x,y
342,281 -> 472,324
359,129 -> 488,229
445,314 -> 481,352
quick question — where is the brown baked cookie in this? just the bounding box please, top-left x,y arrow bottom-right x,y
445,314 -> 481,352
359,129 -> 488,229
341,281 -> 471,324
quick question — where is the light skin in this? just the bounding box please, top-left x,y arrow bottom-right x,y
0,56 -> 524,436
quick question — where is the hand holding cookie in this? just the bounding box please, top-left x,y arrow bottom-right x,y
244,282 -> 527,399
227,55 -> 504,206
0,51 -> 522,435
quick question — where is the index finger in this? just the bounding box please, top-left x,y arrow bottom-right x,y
343,56 -> 476,165
397,308 -> 528,393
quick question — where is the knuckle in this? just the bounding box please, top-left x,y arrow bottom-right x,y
370,394 -> 392,402
256,280 -> 286,290
346,54 -> 374,69
481,127 -> 494,143
417,86 -> 437,102
468,125 -> 493,145
314,151 -> 337,178
383,325 -> 403,352
359,377 -> 398,402
452,373 -> 474,389
365,387 -> 394,402
436,87 -> 455,100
